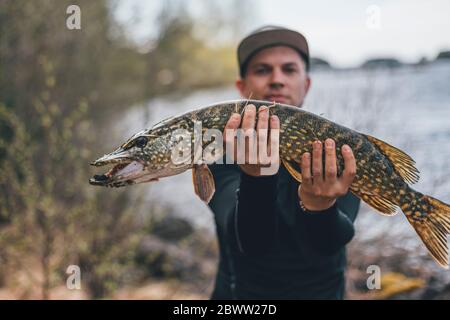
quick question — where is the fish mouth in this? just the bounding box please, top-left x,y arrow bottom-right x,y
90,160 -> 136,187
89,159 -> 159,188
89,161 -> 131,186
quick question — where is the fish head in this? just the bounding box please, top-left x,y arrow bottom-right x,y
89,126 -> 193,187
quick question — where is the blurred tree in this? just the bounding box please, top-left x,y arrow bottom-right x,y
0,0 -> 149,299
0,0 -> 254,299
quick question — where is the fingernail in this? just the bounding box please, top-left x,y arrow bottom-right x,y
326,139 -> 333,147
246,104 -> 256,112
232,113 -> 240,120
343,145 -> 350,152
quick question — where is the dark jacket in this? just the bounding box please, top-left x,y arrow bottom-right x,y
208,163 -> 360,300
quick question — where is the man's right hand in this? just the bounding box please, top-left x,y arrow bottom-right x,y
223,104 -> 280,177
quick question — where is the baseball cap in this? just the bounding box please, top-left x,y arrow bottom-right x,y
237,25 -> 310,77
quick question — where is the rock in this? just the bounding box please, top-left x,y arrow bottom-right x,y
151,215 -> 194,242
136,235 -> 197,279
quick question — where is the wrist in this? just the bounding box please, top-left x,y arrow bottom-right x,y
299,192 -> 336,212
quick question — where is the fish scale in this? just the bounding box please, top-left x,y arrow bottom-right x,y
90,99 -> 450,268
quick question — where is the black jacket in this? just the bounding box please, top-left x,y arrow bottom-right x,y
208,163 -> 360,299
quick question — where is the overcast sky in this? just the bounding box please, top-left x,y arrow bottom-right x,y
115,0 -> 450,67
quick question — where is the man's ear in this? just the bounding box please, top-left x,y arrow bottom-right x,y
235,77 -> 245,97
304,76 -> 311,95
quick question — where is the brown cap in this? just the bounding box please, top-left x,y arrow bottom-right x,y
237,25 -> 310,76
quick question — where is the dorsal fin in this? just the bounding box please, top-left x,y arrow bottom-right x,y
365,134 -> 420,184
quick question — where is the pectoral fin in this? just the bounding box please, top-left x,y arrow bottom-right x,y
192,164 -> 216,203
282,159 -> 302,183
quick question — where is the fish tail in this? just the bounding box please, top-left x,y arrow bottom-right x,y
402,191 -> 450,268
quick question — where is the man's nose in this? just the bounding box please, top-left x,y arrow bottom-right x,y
269,68 -> 285,89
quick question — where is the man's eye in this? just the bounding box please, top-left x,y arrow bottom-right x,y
284,68 -> 297,74
255,68 -> 269,75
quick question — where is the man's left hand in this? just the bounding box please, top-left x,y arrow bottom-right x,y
298,138 -> 357,211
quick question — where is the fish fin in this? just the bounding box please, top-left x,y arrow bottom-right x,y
365,134 -> 420,184
192,164 -> 216,203
350,187 -> 398,216
282,159 -> 302,183
404,193 -> 450,269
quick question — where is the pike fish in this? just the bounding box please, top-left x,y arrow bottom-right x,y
89,99 -> 450,268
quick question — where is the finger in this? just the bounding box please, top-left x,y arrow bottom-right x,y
241,104 -> 256,164
324,138 -> 337,183
312,140 -> 323,183
340,144 -> 357,187
267,115 -> 280,156
242,104 -> 256,130
257,106 -> 269,163
257,106 -> 269,131
260,115 -> 280,175
224,113 -> 240,138
300,152 -> 313,187
223,113 -> 241,162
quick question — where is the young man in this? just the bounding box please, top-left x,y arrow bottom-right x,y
208,26 -> 360,299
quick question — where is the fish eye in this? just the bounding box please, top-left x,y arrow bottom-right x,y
135,136 -> 148,148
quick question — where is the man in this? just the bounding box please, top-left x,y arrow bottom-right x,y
207,26 -> 361,299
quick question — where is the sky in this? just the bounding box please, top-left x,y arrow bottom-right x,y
114,0 -> 450,67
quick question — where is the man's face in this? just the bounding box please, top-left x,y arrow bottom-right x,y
236,46 -> 311,107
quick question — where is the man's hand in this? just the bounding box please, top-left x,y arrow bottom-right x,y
223,104 -> 280,177
298,139 -> 356,211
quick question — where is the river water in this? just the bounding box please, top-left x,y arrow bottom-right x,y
117,61 -> 450,233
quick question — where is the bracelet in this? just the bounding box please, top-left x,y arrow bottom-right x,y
299,198 -> 309,212
299,198 -> 337,213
